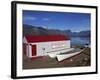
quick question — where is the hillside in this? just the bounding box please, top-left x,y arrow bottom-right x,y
23,24 -> 90,37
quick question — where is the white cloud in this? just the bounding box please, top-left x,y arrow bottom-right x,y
24,16 -> 37,21
43,18 -> 49,21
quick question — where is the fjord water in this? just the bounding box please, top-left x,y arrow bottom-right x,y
71,37 -> 90,46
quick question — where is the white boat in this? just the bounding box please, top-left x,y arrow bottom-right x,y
56,49 -> 84,61
48,48 -> 74,58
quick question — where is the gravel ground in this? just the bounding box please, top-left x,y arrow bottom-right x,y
23,47 -> 90,69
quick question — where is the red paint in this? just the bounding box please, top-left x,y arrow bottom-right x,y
31,45 -> 36,56
25,35 -> 70,43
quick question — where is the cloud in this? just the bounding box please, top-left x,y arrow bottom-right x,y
43,18 -> 49,21
24,16 -> 37,21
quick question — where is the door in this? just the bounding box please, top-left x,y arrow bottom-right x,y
32,45 -> 36,56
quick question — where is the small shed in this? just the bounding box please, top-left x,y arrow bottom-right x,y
23,35 -> 71,58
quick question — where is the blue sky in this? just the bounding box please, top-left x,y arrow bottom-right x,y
23,10 -> 90,32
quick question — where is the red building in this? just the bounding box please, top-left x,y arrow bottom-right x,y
23,35 -> 71,58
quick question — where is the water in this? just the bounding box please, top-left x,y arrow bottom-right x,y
71,37 -> 90,46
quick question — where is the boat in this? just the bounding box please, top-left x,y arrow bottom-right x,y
48,48 -> 84,61
56,48 -> 84,61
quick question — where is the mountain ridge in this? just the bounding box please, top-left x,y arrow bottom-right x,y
23,24 -> 90,37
